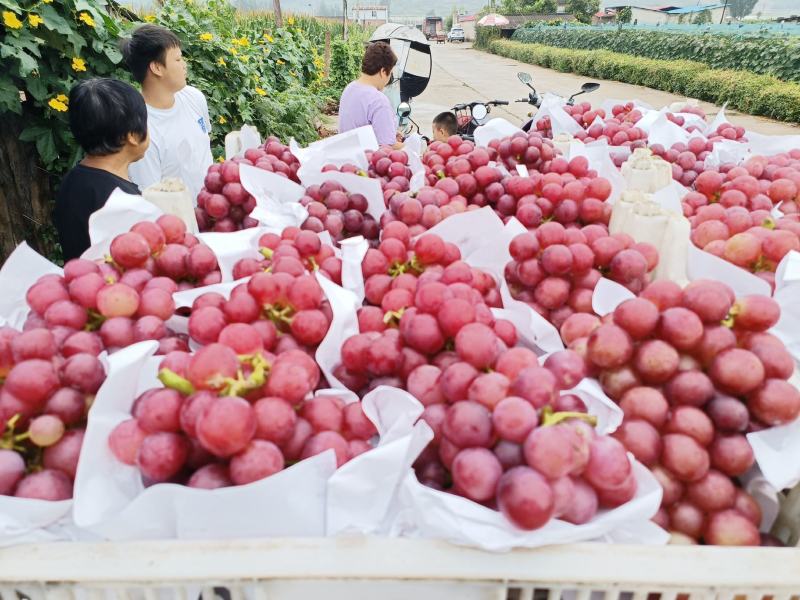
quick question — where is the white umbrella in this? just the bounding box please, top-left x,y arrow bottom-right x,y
478,13 -> 510,26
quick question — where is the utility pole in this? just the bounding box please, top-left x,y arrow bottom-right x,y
273,0 -> 283,27
720,0 -> 728,23
343,0 -> 348,40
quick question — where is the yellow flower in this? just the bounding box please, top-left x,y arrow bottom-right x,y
56,94 -> 68,103
241,54 -> 249,62
71,57 -> 87,72
255,87 -> 266,96
263,33 -> 274,43
48,98 -> 68,112
276,58 -> 285,65
42,0 -> 53,4
199,32 -> 213,41
28,14 -> 43,27
3,11 -> 23,29
217,57 -> 226,66
218,115 -> 226,124
290,70 -> 298,77
287,16 -> 295,25
229,47 -> 238,56
143,14 -> 155,22
78,12 -> 95,27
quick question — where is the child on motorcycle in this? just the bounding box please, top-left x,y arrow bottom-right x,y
432,111 -> 457,142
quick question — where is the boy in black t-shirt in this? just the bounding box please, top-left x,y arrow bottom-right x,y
54,78 -> 150,260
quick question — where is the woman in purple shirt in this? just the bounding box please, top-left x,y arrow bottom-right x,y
338,42 -> 402,148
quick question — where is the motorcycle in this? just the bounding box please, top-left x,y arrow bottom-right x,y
515,71 -> 600,132
452,100 -> 510,141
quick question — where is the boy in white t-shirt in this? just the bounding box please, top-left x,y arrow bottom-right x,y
122,24 -> 213,200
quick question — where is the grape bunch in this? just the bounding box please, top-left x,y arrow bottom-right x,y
360,223 -> 502,313
108,343 -> 376,487
25,237 -> 192,357
197,160 -> 258,232
0,326 -> 106,500
232,228 -> 342,284
365,147 -> 415,194
650,137 -> 717,188
570,103 -> 649,152
496,158 -> 613,228
300,180 -> 379,245
506,223 -> 658,329
488,132 -> 558,174
196,137 -> 300,232
106,215 -> 221,288
409,346 -> 642,531
688,204 -> 799,287
189,268 -> 333,354
562,279 -> 800,545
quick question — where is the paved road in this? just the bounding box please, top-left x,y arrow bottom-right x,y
409,43 -> 800,138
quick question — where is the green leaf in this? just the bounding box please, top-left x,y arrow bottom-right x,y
35,130 -> 58,166
1,43 -> 39,76
19,125 -> 51,142
39,5 -> 74,36
25,76 -> 49,101
0,73 -> 21,114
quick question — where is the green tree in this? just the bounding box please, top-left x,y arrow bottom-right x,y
693,8 -> 712,24
445,14 -> 453,29
532,0 -> 557,13
616,6 -> 632,24
565,0 -> 599,24
729,0 -> 758,19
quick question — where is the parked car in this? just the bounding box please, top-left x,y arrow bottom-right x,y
448,27 -> 465,42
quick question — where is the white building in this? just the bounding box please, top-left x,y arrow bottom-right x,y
352,5 -> 389,25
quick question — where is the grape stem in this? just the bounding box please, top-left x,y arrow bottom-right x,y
259,246 -> 274,260
540,406 -> 598,428
158,368 -> 196,396
0,414 -> 31,452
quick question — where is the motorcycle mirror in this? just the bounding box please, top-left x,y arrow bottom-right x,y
517,72 -> 533,85
472,103 -> 488,121
581,83 -> 600,93
396,102 -> 412,118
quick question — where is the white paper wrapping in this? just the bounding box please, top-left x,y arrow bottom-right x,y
314,271 -> 360,395
474,118 -> 524,148
686,243 -> 771,297
464,215 -> 565,354
326,386 -> 434,535
83,189 -> 163,262
744,130 -> 800,157
72,341 -> 337,540
339,236 -> 370,303
385,457 -> 665,552
239,164 -> 308,230
195,226 -> 274,283
224,125 -> 262,160
290,126 -> 377,172
0,242 -> 63,329
534,94 -> 585,137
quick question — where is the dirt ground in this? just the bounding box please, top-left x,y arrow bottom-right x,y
407,42 -> 800,139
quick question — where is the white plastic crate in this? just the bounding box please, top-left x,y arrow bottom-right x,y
0,538 -> 799,600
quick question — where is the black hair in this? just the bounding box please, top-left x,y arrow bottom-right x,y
433,111 -> 458,136
362,41 -> 397,76
120,24 -> 181,83
68,78 -> 148,156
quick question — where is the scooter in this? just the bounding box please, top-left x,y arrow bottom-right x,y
515,72 -> 600,132
397,102 -> 429,144
452,100 -> 510,141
